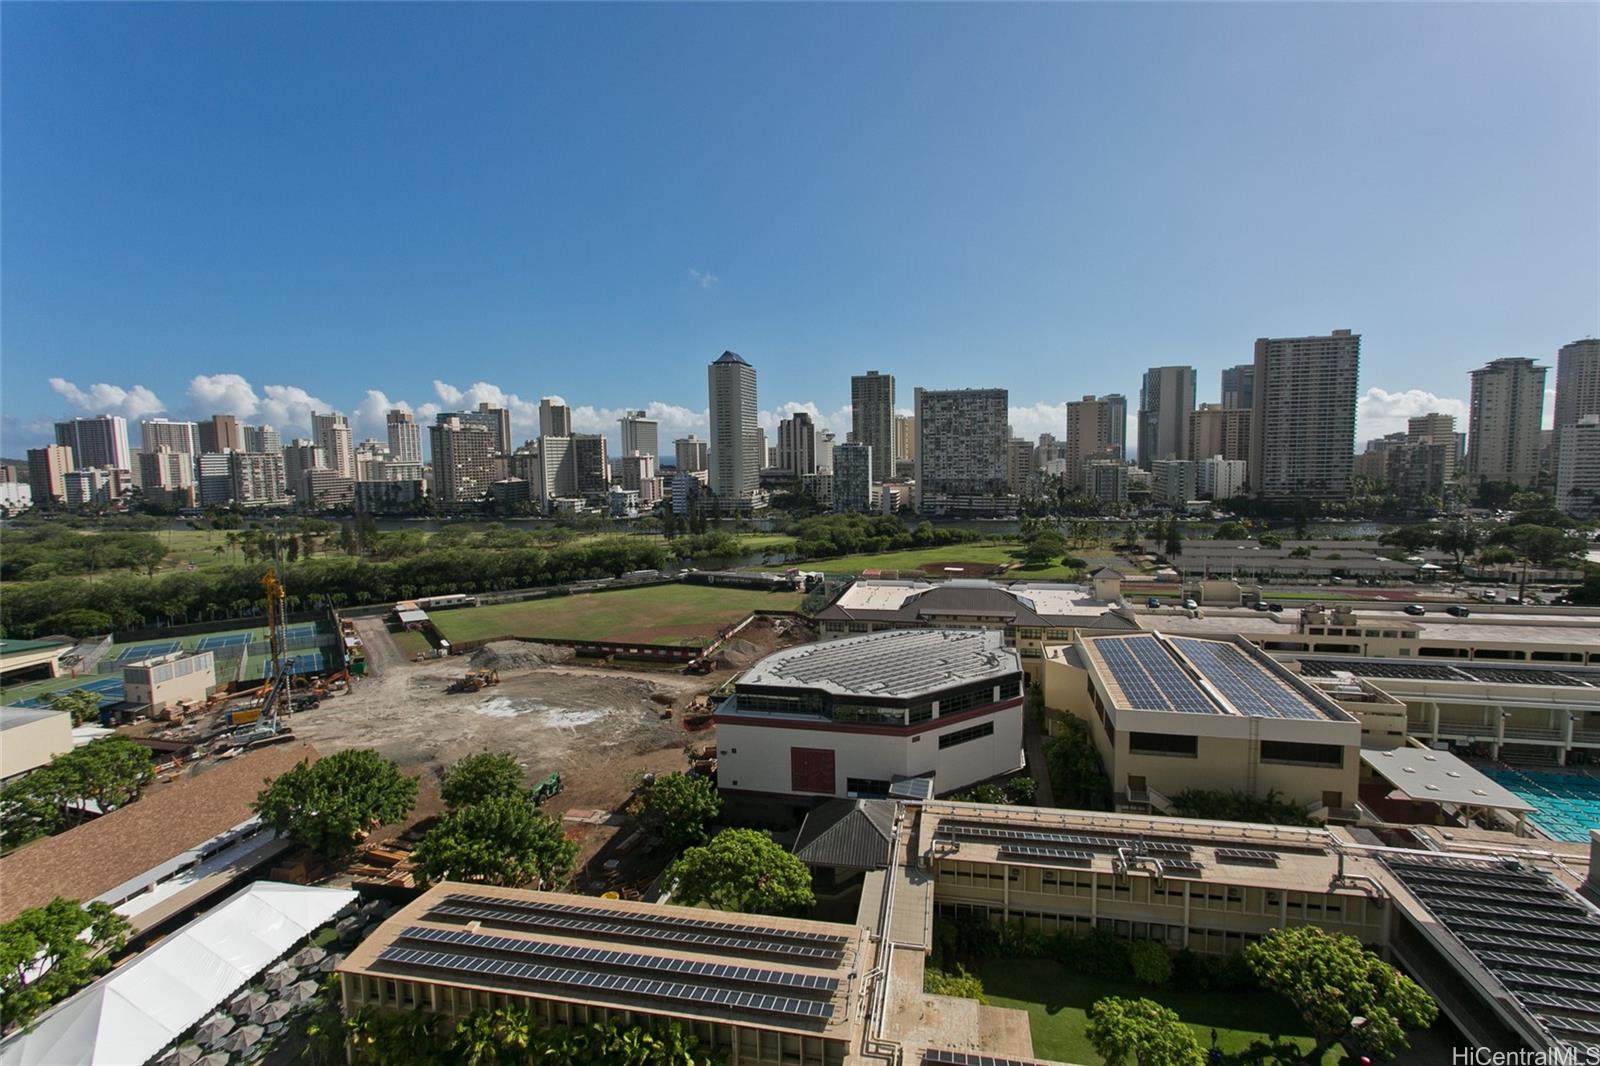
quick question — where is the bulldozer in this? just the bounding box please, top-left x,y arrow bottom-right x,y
447,668 -> 500,694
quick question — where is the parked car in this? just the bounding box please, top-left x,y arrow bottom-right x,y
1505,595 -> 1523,605
1251,602 -> 1270,612
1404,604 -> 1427,616
1267,602 -> 1284,612
1182,598 -> 1198,610
1446,605 -> 1470,618
1146,596 -> 1162,608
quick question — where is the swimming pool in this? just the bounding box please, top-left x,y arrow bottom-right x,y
1483,767 -> 1600,843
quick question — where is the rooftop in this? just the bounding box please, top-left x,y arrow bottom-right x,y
0,744 -> 313,922
737,629 -> 1019,700
0,706 -> 67,731
1081,633 -> 1352,721
712,350 -> 750,366
0,638 -> 72,658
794,798 -> 897,870
1360,748 -> 1535,812
821,578 -> 1136,630
342,882 -> 865,1040
1298,656 -> 1600,689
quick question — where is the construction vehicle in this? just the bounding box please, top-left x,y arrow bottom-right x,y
447,669 -> 500,694
531,772 -> 563,805
683,658 -> 714,675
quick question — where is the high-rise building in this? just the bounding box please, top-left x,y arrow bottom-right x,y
138,449 -> 197,508
1387,443 -> 1453,502
311,411 -> 355,480
618,410 -> 659,460
1406,413 -> 1460,481
1151,460 -> 1200,506
708,351 -> 761,506
243,424 -> 281,456
282,440 -> 326,499
197,414 -> 243,455
913,387 -> 1011,515
1249,330 -> 1361,499
139,418 -> 201,457
832,442 -> 873,513
571,434 -> 610,499
673,435 -> 708,473
1137,366 -> 1196,469
386,409 -> 423,465
539,398 -> 572,439
530,436 -> 576,502
615,452 -> 654,492
1467,357 -> 1547,489
354,440 -> 390,481
300,469 -> 356,510
851,371 -> 896,482
27,445 -> 75,505
62,468 -> 117,508
815,430 -> 836,474
893,415 -> 916,466
231,452 -> 288,508
196,452 -> 236,507
54,416 -> 130,471
428,418 -> 496,504
1083,459 -> 1129,506
1220,365 -> 1256,410
1065,394 -> 1127,488
1005,438 -> 1036,497
776,412 -> 817,476
1556,415 -> 1600,520
1187,404 -> 1251,468
437,405 -> 512,455
1198,456 -> 1248,501
1553,338 -> 1600,457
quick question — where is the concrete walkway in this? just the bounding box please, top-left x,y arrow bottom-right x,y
1022,705 -> 1058,807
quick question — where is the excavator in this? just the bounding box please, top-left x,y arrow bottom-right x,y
447,669 -> 500,693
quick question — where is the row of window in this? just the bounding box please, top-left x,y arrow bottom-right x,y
935,902 -> 1268,955
939,721 -> 995,749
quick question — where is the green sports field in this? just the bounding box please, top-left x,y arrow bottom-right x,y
429,584 -> 806,647
765,542 -> 1117,581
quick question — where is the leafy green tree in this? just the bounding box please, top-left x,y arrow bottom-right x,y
628,771 -> 722,850
1,736 -> 156,848
440,752 -> 526,810
1086,996 -> 1205,1066
924,965 -> 987,1003
253,749 -> 417,857
666,829 -> 815,916
0,898 -> 131,1028
1244,925 -> 1437,1062
1128,939 -> 1173,986
46,688 -> 103,726
1257,532 -> 1282,548
413,795 -> 578,889
1435,520 -> 1479,574
1381,524 -> 1437,553
31,609 -> 114,639
1213,522 -> 1248,540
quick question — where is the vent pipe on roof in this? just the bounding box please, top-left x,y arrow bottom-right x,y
1590,830 -> 1599,894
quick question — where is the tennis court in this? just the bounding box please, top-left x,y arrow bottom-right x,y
16,676 -> 124,710
111,639 -> 182,662
1484,767 -> 1600,843
196,633 -> 251,651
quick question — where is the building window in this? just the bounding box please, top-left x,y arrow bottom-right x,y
939,721 -> 995,749
846,778 -> 891,798
1128,732 -> 1197,757
1259,740 -> 1343,767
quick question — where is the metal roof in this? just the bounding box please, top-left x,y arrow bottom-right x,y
736,629 -> 1019,700
1360,748 -> 1535,812
0,706 -> 67,731
713,350 -> 750,366
793,800 -> 896,870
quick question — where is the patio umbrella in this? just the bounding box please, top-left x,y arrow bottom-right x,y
263,964 -> 301,992
195,1054 -> 230,1066
193,1014 -> 235,1045
316,952 -> 344,974
282,979 -> 321,1006
250,1001 -> 293,1026
222,1025 -> 265,1054
155,1043 -> 203,1066
290,945 -> 327,969
229,989 -> 269,1017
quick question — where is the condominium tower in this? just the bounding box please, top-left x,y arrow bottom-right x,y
386,410 -> 423,464
776,412 -> 817,476
539,398 -> 572,439
1553,339 -> 1600,456
1188,404 -> 1251,467
1220,364 -> 1255,410
197,414 -> 243,455
428,418 -> 496,504
1406,413 -> 1460,480
618,410 -> 659,460
310,411 -> 355,480
674,435 -> 708,473
27,445 -> 74,505
1064,394 -> 1127,488
913,387 -> 1011,514
1249,330 -> 1360,499
54,415 -> 131,472
851,371 -> 896,482
1467,358 -> 1547,488
1137,366 -> 1196,469
707,351 -> 761,505
139,419 -> 201,457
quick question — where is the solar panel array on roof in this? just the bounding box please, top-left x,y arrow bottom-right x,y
997,845 -> 1094,864
1171,638 -> 1328,720
889,777 -> 935,801
396,926 -> 840,995
1215,848 -> 1280,867
1382,855 -> 1600,1054
935,820 -> 1193,856
378,947 -> 835,1023
1296,658 -> 1597,688
923,1050 -> 1053,1066
1161,858 -> 1205,877
1094,636 -> 1218,714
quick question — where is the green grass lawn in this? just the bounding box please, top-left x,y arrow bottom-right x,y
430,584 -> 806,647
976,959 -> 1336,1065
764,542 -> 1098,581
390,628 -> 433,657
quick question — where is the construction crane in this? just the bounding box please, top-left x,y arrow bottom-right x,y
262,567 -> 287,683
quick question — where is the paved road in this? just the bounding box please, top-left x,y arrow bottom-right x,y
350,615 -> 405,676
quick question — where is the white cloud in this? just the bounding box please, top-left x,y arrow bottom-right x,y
571,401 -> 710,451
49,378 -> 166,420
354,390 -> 411,436
430,380 -> 540,440
687,268 -> 719,289
1007,401 -> 1068,442
1356,387 -> 1467,442
261,385 -> 335,437
186,374 -> 261,419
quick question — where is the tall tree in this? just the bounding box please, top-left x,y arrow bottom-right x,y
440,752 -> 526,810
413,795 -> 577,889
1245,925 -> 1437,1062
666,829 -> 814,916
1086,996 -> 1205,1066
628,772 -> 723,850
0,899 -> 131,1029
253,749 -> 417,857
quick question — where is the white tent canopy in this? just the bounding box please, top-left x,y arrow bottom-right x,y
0,881 -> 357,1066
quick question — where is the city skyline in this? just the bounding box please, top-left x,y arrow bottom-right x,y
3,3 -> 1595,455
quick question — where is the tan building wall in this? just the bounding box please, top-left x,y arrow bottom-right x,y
0,711 -> 74,780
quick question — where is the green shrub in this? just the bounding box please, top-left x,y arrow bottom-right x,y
1172,949 -> 1257,993
1057,928 -> 1133,980
1004,775 -> 1037,805
1043,716 -> 1111,810
924,965 -> 987,1004
1129,939 -> 1173,987
1168,788 -> 1314,827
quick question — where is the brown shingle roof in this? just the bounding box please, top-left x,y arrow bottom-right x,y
0,744 -> 316,921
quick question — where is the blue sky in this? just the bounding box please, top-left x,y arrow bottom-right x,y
3,2 -> 1595,455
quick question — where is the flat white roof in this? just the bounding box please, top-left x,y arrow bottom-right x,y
1360,747 -> 1535,812
831,581 -> 931,613
739,629 -> 1019,699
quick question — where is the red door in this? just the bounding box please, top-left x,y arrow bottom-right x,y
790,747 -> 836,794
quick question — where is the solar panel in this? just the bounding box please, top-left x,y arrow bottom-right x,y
1161,859 -> 1204,876
448,892 -> 849,948
396,926 -> 841,995
923,1049 -> 1052,1066
889,777 -> 935,801
431,904 -> 845,963
378,947 -> 835,1023
935,820 -> 1198,859
997,845 -> 1094,864
1214,848 -> 1280,867
1172,638 -> 1325,720
1093,636 -> 1219,714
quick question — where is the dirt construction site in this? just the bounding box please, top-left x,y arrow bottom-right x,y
288,613 -> 813,885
